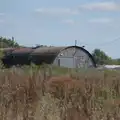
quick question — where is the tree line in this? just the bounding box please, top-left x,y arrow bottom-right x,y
0,36 -> 19,48
92,49 -> 120,65
0,36 -> 120,65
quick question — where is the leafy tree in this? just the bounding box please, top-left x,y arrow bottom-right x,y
0,36 -> 19,48
92,49 -> 113,65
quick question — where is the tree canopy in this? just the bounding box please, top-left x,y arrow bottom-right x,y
0,36 -> 19,48
92,49 -> 120,65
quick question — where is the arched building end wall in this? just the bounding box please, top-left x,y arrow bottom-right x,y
53,46 -> 96,68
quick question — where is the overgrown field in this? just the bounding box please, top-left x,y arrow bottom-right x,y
0,64 -> 120,120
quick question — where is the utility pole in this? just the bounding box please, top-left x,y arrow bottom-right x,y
75,40 -> 77,46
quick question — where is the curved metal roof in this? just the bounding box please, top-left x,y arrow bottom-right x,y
65,46 -> 96,67
31,46 -> 96,67
12,47 -> 34,54
31,46 -> 66,55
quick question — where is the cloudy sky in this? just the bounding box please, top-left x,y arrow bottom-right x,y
0,0 -> 120,58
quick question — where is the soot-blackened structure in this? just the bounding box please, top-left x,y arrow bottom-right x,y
1,46 -> 96,68
1,47 -> 33,67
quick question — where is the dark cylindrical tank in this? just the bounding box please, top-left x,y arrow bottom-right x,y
10,47 -> 34,66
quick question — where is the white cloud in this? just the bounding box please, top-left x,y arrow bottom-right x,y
61,19 -> 75,24
35,8 -> 79,16
89,18 -> 112,23
79,2 -> 120,11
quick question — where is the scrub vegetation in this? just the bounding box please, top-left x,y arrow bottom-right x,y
0,64 -> 120,120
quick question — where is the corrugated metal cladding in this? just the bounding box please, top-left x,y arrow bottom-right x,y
52,46 -> 96,68
31,46 -> 96,68
1,46 -> 96,68
30,47 -> 66,65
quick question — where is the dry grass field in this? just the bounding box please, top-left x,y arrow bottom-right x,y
0,64 -> 120,120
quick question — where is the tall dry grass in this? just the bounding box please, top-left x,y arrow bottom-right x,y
0,65 -> 120,120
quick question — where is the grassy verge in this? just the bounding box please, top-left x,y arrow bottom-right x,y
0,65 -> 120,120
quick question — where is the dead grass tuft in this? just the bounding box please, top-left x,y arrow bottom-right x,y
0,66 -> 119,120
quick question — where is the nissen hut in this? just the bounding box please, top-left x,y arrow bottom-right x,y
30,46 -> 96,68
1,45 -> 96,68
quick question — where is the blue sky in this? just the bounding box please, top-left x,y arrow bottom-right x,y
0,0 -> 120,58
